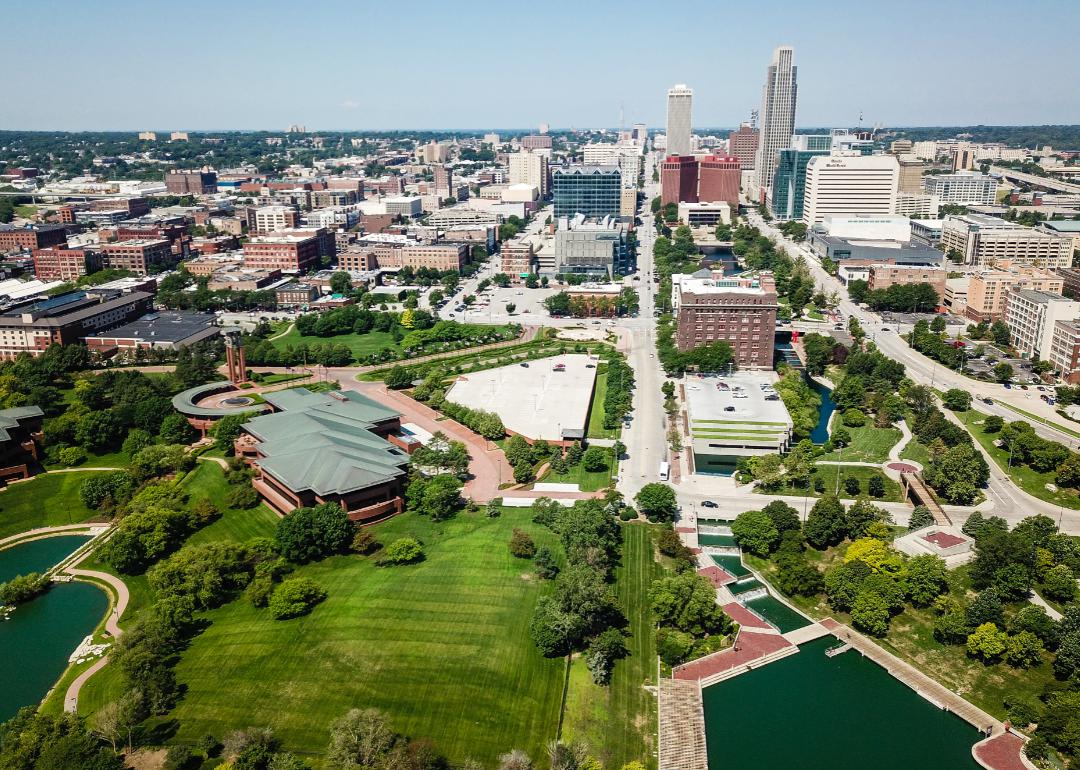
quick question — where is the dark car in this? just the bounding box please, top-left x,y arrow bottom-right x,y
701,500 -> 718,508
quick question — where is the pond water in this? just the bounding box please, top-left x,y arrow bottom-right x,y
703,636 -> 982,770
807,376 -> 837,444
698,245 -> 742,276
0,535 -> 106,721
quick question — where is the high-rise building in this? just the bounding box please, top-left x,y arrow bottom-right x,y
898,157 -> 926,194
1004,290 -> 1080,360
751,46 -> 798,203
698,156 -> 741,208
552,166 -> 622,220
631,123 -> 648,145
728,123 -> 759,170
769,148 -> 828,220
671,271 -> 778,368
521,135 -> 552,150
801,154 -> 900,226
660,156 -> 698,206
434,166 -> 453,199
665,84 -> 693,157
508,151 -> 549,197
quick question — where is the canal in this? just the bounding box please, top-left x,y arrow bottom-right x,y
807,376 -> 837,444
0,535 -> 106,721
702,636 -> 982,770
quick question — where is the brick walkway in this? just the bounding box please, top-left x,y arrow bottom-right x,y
721,601 -> 778,631
973,732 -> 1035,770
673,629 -> 793,683
697,565 -> 736,588
658,679 -> 708,770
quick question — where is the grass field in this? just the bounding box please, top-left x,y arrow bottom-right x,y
43,446 -> 131,471
586,367 -> 620,440
561,524 -> 661,768
899,437 -> 933,467
817,425 -> 902,464
954,409 -> 1080,510
755,464 -> 903,502
271,327 -> 400,359
181,461 -> 281,545
540,448 -> 616,492
0,471 -> 108,539
164,510 -> 569,763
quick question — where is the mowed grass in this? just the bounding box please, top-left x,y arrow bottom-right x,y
271,326 -> 400,359
541,448 -> 616,492
181,461 -> 281,545
755,465 -> 903,502
562,523 -> 661,769
165,510 -> 568,763
0,471 -> 108,539
817,425 -> 903,464
954,408 -> 1080,510
586,367 -> 620,440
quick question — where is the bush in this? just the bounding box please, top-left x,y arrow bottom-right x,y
581,446 -> 608,472
275,502 -> 353,563
378,537 -> 424,565
268,577 -> 327,620
226,484 -> 260,510
868,475 -> 885,498
844,476 -> 861,496
350,528 -> 380,555
56,445 -> 88,466
245,574 -> 274,608
509,528 -> 536,558
842,409 -> 867,427
164,745 -> 194,770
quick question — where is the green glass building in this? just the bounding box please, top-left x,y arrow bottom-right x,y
769,148 -> 827,221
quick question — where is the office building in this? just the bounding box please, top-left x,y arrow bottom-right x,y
913,141 -> 939,161
728,123 -> 759,170
242,235 -> 321,273
923,172 -> 998,205
32,248 -> 101,282
582,144 -> 641,188
521,135 -> 552,150
508,150 -> 549,197
165,170 -> 217,195
964,266 -> 1064,321
1049,320 -> 1080,383
631,123 -> 648,145
698,156 -> 741,208
500,238 -> 536,280
553,215 -> 631,277
678,202 -> 731,228
867,264 -> 947,301
0,290 -> 153,360
384,197 -> 424,218
752,46 -> 798,203
1040,221 -> 1080,255
895,192 -> 940,219
275,283 -> 320,307
953,142 -> 976,171
660,155 -> 698,206
0,224 -> 68,252
672,270 -> 777,368
1003,289 -> 1080,360
101,239 -> 173,274
253,205 -> 300,233
665,84 -> 693,157
620,187 -> 638,218
802,154 -> 900,226
898,158 -> 926,194
890,139 -> 913,155
940,214 -> 1073,269
552,166 -> 622,220
769,147 -> 827,220
434,166 -> 453,199
234,387 -> 411,523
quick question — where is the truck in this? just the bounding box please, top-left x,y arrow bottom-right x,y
658,461 -> 670,481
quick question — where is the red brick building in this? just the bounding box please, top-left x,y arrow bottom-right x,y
728,124 -> 759,171
165,170 -> 217,194
0,224 -> 69,252
32,247 -> 102,281
672,271 -> 778,369
661,155 -> 699,207
698,156 -> 741,208
243,235 -> 320,273
101,239 -> 174,274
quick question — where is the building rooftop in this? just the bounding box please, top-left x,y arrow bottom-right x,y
86,310 -> 217,343
0,405 -> 44,442
684,372 -> 793,456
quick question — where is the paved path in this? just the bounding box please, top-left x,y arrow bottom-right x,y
658,679 -> 708,770
973,732 -> 1037,770
820,618 -> 1000,734
0,523 -> 100,549
672,628 -> 795,684
890,419 -> 915,463
1029,590 -> 1064,621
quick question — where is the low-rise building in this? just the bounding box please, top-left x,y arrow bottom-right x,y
922,172 -> 998,205
553,215 -> 631,278
940,214 -> 1073,269
964,266 -> 1064,322
500,238 -> 535,280
672,270 -> 777,369
0,405 -> 45,483
867,264 -> 947,301
275,282 -> 320,307
0,224 -> 69,253
243,235 -> 320,273
1050,320 -> 1080,383
384,197 -> 424,218
100,239 -> 173,274
0,290 -> 153,360
234,387 -> 412,523
677,201 -> 731,228
206,266 -> 283,292
32,247 -> 101,282
83,310 -> 220,354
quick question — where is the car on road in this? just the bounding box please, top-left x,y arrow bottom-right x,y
1004,383 -> 1012,389
984,397 -> 994,405
724,405 -> 735,412
881,327 -> 891,332
519,362 -> 529,367
701,500 -> 718,508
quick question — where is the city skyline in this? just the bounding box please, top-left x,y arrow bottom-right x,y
5,0 -> 1079,131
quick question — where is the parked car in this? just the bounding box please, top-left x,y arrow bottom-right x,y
519,362 -> 529,367
984,398 -> 994,405
881,327 -> 891,332
1004,383 -> 1012,389
724,405 -> 736,412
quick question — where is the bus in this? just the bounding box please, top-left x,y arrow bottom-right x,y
658,461 -> 670,481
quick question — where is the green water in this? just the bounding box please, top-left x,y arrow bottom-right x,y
710,554 -> 751,578
0,535 -> 90,582
743,595 -> 812,633
0,535 -> 106,721
703,637 -> 982,770
698,534 -> 737,548
729,579 -> 763,596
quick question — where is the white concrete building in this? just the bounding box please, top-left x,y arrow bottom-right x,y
582,144 -> 642,188
508,150 -> 549,197
894,191 -> 940,218
253,205 -> 297,233
384,197 -> 423,218
751,46 -> 798,202
1003,289 -> 1080,360
801,154 -> 900,226
922,172 -> 999,205
820,214 -> 911,242
912,141 -> 939,161
666,84 -> 693,157
940,214 -> 1074,269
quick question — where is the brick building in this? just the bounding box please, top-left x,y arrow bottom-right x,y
101,239 -> 174,274
866,264 -> 947,301
243,235 -> 320,273
0,224 -> 68,252
697,156 -> 741,208
661,155 -> 698,206
165,170 -> 217,195
32,247 -> 102,282
672,270 -> 778,368
0,290 -> 153,360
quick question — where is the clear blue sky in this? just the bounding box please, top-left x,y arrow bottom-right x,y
8,0 -> 1079,131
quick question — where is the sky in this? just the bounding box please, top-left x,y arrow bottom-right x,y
6,0 -> 1080,132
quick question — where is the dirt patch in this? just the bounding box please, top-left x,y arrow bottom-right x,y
124,748 -> 167,770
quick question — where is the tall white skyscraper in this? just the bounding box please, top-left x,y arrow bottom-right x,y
665,84 -> 693,157
752,46 -> 798,203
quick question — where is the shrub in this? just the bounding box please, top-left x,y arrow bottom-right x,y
268,577 -> 327,620
378,537 -> 424,565
509,528 -> 536,558
226,484 -> 260,510
842,409 -> 867,427
844,476 -> 861,496
350,528 -> 380,555
56,445 -> 88,466
245,574 -> 274,608
868,475 -> 885,498
164,745 -> 194,770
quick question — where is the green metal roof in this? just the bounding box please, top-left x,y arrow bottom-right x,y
0,405 -> 43,442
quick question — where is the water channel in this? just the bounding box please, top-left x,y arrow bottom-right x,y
807,376 -> 837,444
0,535 -> 106,721
703,636 -> 983,769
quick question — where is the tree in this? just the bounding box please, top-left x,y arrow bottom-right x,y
731,509 -> 780,556
385,366 -> 413,389
1005,631 -> 1044,668
635,483 -> 678,523
649,571 -> 730,636
509,528 -> 536,558
762,500 -> 801,534
851,590 -> 891,636
585,628 -> 629,685
942,389 -> 971,411
581,446 -> 607,472
0,709 -> 124,770
904,554 -> 949,606
908,505 -> 935,532
867,475 -> 885,498
274,502 -> 353,563
990,320 -> 1011,346
212,412 -> 251,455
379,537 -> 424,565
966,622 -> 1008,662
269,577 -> 326,619
830,426 -> 851,448
993,362 -> 1014,383
159,412 -> 196,444
326,708 -> 397,770
983,415 -> 1004,434
805,495 -> 848,548
1043,564 -> 1078,602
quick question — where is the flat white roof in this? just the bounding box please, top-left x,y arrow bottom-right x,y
684,372 -> 792,427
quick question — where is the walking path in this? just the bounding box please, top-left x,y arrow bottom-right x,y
658,679 -> 708,770
890,419 -> 915,463
61,559 -> 130,713
973,732 -> 1038,770
1029,590 -> 1064,621
0,523 -> 101,549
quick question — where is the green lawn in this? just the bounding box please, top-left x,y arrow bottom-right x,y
540,448 -> 615,492
254,372 -> 310,386
954,409 -> 1080,510
162,510 -> 570,764
817,425 -> 903,464
755,464 -> 903,502
0,471 -> 108,539
899,437 -> 933,467
271,326 -> 400,359
181,461 -> 281,545
13,204 -> 37,219
561,523 -> 661,768
44,446 -> 130,471
586,367 -> 620,440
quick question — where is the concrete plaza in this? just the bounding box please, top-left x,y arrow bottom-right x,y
444,353 -> 598,441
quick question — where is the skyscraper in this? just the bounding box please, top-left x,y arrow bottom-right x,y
666,84 -> 693,157
660,156 -> 699,206
552,166 -> 622,219
801,154 -> 900,226
752,47 -> 798,204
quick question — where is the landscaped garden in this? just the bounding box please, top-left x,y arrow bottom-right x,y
817,424 -> 902,464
